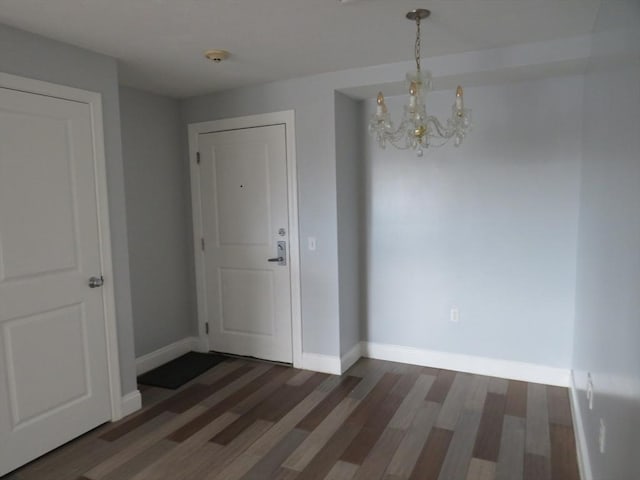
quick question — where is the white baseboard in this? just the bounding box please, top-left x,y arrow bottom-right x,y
301,352 -> 341,375
569,371 -> 593,480
135,336 -> 203,375
340,343 -> 363,374
301,342 -> 570,387
191,335 -> 209,353
120,390 -> 142,418
362,342 -> 571,387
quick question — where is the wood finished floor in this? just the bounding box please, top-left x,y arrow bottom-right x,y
4,357 -> 580,480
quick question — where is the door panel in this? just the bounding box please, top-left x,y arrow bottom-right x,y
214,142 -> 271,246
219,267 -> 275,336
0,87 -> 111,476
0,112 -> 78,279
199,124 -> 292,363
4,304 -> 89,426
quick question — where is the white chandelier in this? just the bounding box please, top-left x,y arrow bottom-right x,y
368,9 -> 472,156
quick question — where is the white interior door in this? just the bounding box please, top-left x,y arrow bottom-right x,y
0,86 -> 112,476
198,124 -> 293,363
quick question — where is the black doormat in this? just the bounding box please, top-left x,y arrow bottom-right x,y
137,351 -> 226,389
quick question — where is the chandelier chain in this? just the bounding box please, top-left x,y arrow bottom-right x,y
415,17 -> 421,72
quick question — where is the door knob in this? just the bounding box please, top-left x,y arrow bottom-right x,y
89,276 -> 104,288
267,241 -> 287,266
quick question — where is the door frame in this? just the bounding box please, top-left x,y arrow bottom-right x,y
0,72 -> 124,420
188,111 -> 302,369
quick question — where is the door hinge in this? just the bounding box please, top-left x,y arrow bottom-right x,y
196,151 -> 201,164
201,237 -> 205,251
205,322 -> 209,334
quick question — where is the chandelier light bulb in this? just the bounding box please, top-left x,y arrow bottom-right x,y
376,92 -> 387,115
456,86 -> 464,113
409,81 -> 418,110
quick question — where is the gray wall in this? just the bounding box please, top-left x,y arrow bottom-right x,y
180,37 -> 590,359
572,1 -> 640,478
119,87 -> 195,358
335,92 -> 363,357
362,76 -> 583,367
0,24 -> 137,394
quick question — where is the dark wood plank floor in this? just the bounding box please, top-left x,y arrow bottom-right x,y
3,357 -> 580,480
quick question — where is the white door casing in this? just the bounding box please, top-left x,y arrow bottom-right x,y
189,112 -> 302,367
0,73 -> 121,476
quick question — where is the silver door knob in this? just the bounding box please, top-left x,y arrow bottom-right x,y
89,276 -> 104,288
267,241 -> 287,266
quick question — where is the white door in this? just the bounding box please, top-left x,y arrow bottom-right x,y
0,86 -> 112,476
198,124 -> 293,363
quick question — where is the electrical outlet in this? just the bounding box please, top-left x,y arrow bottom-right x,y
450,306 -> 459,323
308,237 -> 316,251
599,418 -> 606,454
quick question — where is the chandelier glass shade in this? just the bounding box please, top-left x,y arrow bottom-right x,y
368,9 -> 472,156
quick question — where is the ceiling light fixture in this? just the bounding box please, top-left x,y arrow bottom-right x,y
369,9 -> 472,156
204,49 -> 230,63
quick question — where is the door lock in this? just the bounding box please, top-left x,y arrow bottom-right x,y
267,241 -> 287,266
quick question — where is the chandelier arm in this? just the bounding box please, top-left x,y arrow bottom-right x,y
388,140 -> 413,150
383,120 -> 410,143
370,119 -> 413,150
384,132 -> 412,150
425,116 -> 457,139
372,131 -> 413,150
424,137 -> 452,148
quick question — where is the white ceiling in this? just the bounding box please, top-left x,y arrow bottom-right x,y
0,0 -> 600,99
